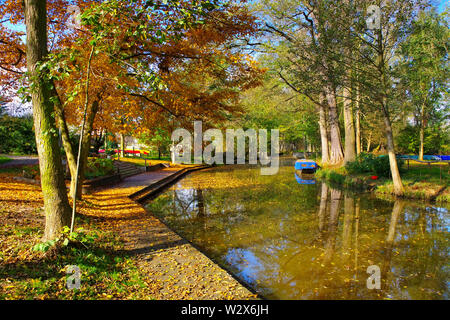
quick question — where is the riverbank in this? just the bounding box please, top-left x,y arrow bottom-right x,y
316,161 -> 449,203
0,168 -> 257,300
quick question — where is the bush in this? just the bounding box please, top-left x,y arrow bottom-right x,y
0,115 -> 37,155
85,158 -> 115,179
105,149 -> 116,156
346,153 -> 376,174
372,155 -> 391,177
345,153 -> 405,178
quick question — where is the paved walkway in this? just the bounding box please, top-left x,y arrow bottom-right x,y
85,168 -> 257,300
113,168 -> 179,189
0,155 -> 39,168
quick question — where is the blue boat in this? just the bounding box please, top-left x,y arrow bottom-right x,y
295,159 -> 319,174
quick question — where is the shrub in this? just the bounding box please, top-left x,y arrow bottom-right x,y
105,149 -> 116,156
346,153 -> 376,174
85,158 -> 115,179
0,115 -> 37,155
345,153 -> 405,178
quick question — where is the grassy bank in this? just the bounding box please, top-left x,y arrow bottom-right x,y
317,161 -> 449,203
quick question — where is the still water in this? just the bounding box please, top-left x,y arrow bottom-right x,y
144,164 -> 449,300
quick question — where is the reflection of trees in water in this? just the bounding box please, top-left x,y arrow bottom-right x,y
146,170 -> 449,299
323,188 -> 342,264
342,196 -> 354,252
381,200 -> 405,296
380,204 -> 449,299
354,199 -> 360,282
317,183 -> 328,234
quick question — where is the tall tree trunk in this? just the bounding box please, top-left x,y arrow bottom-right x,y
307,9 -> 341,165
120,133 -> 125,157
355,85 -> 362,155
419,103 -> 425,161
366,132 -> 372,152
25,0 -> 71,240
318,95 -> 330,164
382,106 -> 404,196
325,85 -> 344,164
70,99 -> 100,199
343,85 -> 356,164
54,97 -> 77,181
377,29 -> 404,196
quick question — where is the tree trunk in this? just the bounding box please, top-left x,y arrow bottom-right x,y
419,103 -> 425,161
120,133 -> 125,157
355,86 -> 362,155
54,97 -> 77,180
325,85 -> 344,164
343,85 -> 356,164
318,95 -> 330,164
377,28 -> 404,196
382,107 -> 404,196
25,0 -> 71,240
366,132 -> 372,152
70,99 -> 100,199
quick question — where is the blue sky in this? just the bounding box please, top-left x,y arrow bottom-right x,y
3,0 -> 449,33
437,0 -> 448,11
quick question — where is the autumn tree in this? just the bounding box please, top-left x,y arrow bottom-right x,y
1,0 -> 261,237
23,0 -> 72,240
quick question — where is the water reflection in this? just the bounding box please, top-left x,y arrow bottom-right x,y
295,171 -> 316,185
144,166 -> 449,300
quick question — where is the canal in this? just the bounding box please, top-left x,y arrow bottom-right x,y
144,164 -> 449,300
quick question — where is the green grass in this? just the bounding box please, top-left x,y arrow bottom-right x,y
316,167 -> 383,191
317,162 -> 449,202
401,162 -> 449,185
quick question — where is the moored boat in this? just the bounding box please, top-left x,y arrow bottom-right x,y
295,159 -> 319,174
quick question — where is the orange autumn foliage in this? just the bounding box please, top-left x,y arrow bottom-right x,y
1,1 -> 263,135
